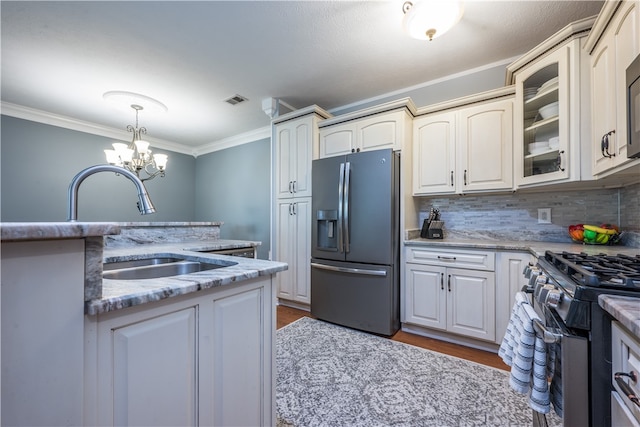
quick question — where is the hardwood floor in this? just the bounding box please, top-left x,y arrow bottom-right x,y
277,305 -> 509,371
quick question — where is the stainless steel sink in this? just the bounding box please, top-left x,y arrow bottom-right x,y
103,256 -> 237,280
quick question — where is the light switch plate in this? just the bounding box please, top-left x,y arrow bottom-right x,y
538,208 -> 551,224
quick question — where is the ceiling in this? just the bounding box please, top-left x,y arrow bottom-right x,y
1,1 -> 604,156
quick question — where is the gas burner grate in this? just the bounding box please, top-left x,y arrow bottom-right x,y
545,251 -> 640,290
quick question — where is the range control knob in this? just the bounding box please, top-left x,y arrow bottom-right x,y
545,289 -> 564,309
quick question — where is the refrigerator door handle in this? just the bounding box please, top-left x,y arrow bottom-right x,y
337,162 -> 346,253
343,161 -> 351,253
311,262 -> 387,277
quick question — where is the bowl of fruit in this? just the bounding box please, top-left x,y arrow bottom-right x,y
568,223 -> 621,245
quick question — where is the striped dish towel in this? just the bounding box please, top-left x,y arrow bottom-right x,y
498,292 -> 551,414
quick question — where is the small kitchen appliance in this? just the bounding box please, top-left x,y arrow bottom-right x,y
523,251 -> 640,426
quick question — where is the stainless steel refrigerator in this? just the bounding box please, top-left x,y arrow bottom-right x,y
311,148 -> 400,336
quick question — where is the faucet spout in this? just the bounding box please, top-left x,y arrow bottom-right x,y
67,164 -> 156,221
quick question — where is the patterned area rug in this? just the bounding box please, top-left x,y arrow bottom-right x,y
277,317 -> 562,427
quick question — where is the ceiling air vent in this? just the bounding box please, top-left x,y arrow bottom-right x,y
225,94 -> 248,105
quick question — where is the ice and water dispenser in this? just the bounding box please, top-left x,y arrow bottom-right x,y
315,210 -> 338,251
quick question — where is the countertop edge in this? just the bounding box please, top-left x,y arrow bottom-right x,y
1,222 -> 120,241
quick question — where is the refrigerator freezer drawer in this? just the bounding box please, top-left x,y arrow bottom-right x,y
311,259 -> 399,336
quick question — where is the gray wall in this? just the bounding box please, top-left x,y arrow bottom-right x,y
194,138 -> 271,259
330,62 -> 508,116
1,115 -> 196,222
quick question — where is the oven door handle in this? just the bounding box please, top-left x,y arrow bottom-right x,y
532,318 -> 562,344
614,371 -> 640,408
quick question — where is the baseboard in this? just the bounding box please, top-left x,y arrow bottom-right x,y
277,299 -> 311,312
401,323 -> 500,354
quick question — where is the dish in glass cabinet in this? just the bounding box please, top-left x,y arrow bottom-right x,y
539,76 -> 558,91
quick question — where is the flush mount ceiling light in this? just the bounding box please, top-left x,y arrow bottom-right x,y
103,103 -> 168,182
402,0 -> 464,41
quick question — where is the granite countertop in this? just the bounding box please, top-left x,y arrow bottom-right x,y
599,295 -> 640,339
88,240 -> 287,315
405,237 -> 640,258
1,222 -> 120,241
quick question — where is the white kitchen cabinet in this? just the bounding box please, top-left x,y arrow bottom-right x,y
275,197 -> 311,305
110,308 -> 198,426
509,20 -> 592,187
275,113 -> 320,199
404,247 -> 496,343
86,277 -> 275,427
495,251 -> 535,342
611,321 -> 640,425
319,109 -> 411,158
586,0 -> 640,176
412,97 -> 513,195
273,107 -> 329,309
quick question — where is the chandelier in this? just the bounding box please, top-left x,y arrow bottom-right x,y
104,104 -> 168,182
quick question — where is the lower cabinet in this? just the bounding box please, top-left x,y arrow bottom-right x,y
85,277 -> 276,427
495,251 -> 535,341
276,197 -> 311,306
404,247 -> 496,343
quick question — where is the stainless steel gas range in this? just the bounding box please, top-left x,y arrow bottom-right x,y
525,251 -> 640,427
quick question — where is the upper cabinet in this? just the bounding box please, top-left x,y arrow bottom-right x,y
585,0 -> 640,177
274,106 -> 330,199
507,18 -> 594,188
412,91 -> 514,195
318,99 -> 415,158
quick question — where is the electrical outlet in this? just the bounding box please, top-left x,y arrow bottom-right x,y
538,208 -> 551,224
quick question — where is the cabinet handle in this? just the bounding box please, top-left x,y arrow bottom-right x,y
292,203 -> 297,215
437,256 -> 456,261
440,273 -> 444,290
614,371 -> 640,408
463,169 -> 468,186
557,150 -> 565,172
288,181 -> 293,193
289,203 -> 293,215
601,130 -> 616,159
450,171 -> 454,186
447,274 -> 451,292
292,180 -> 297,193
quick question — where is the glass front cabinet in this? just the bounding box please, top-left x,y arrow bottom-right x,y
509,18 -> 594,188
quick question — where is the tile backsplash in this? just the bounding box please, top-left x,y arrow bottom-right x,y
417,183 -> 640,247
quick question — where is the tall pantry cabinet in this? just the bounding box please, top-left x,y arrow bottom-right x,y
272,106 -> 330,309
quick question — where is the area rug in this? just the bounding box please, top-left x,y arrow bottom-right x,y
276,317 -> 562,427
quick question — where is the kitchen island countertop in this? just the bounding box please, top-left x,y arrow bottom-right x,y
88,240 -> 287,315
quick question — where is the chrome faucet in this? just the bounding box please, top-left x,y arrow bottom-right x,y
67,164 -> 156,221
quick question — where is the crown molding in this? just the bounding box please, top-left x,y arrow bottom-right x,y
192,126 -> 271,157
1,101 -> 196,156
